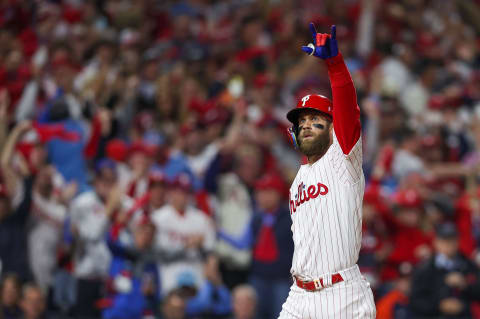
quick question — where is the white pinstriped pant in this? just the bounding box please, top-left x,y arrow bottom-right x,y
278,265 -> 376,319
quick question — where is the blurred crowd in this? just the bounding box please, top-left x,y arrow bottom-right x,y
0,0 -> 480,318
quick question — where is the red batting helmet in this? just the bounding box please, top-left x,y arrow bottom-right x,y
286,94 -> 333,125
393,189 -> 423,209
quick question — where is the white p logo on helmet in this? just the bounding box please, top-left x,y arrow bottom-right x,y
301,95 -> 310,106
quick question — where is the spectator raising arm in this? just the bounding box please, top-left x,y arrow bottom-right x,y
185,255 -> 232,317
0,90 -> 9,150
1,121 -> 32,206
217,219 -> 254,250
71,185 -> 122,242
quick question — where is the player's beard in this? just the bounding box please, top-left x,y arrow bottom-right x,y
298,130 -> 331,157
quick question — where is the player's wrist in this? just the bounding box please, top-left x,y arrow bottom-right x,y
325,52 -> 344,68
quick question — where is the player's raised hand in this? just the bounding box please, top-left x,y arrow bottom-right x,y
301,23 -> 338,59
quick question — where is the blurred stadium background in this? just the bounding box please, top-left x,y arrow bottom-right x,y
0,0 -> 480,318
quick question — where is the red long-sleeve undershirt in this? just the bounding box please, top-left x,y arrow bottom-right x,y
326,53 -> 361,155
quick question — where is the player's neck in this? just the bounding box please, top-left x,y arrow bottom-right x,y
306,138 -> 332,164
306,147 -> 329,164
307,154 -> 322,164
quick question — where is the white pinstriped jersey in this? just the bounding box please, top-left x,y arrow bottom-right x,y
289,130 -> 364,279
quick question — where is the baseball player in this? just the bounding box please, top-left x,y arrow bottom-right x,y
278,23 -> 376,318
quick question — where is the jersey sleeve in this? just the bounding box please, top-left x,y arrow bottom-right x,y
326,53 -> 361,156
329,131 -> 363,185
71,196 -> 110,242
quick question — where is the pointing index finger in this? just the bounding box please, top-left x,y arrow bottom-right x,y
330,25 -> 336,40
309,22 -> 317,38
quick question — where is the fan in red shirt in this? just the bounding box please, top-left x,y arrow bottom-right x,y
380,189 -> 433,281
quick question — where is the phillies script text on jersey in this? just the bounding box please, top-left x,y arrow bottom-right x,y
290,182 -> 329,214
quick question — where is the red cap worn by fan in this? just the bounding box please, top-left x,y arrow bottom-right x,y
393,189 -> 423,209
106,139 -> 129,162
254,173 -> 287,197
168,173 -> 193,192
148,169 -> 166,187
129,141 -> 156,158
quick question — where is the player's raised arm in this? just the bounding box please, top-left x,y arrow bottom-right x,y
302,23 -> 361,155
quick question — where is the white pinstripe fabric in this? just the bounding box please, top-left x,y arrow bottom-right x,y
283,131 -> 375,318
278,269 -> 375,318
